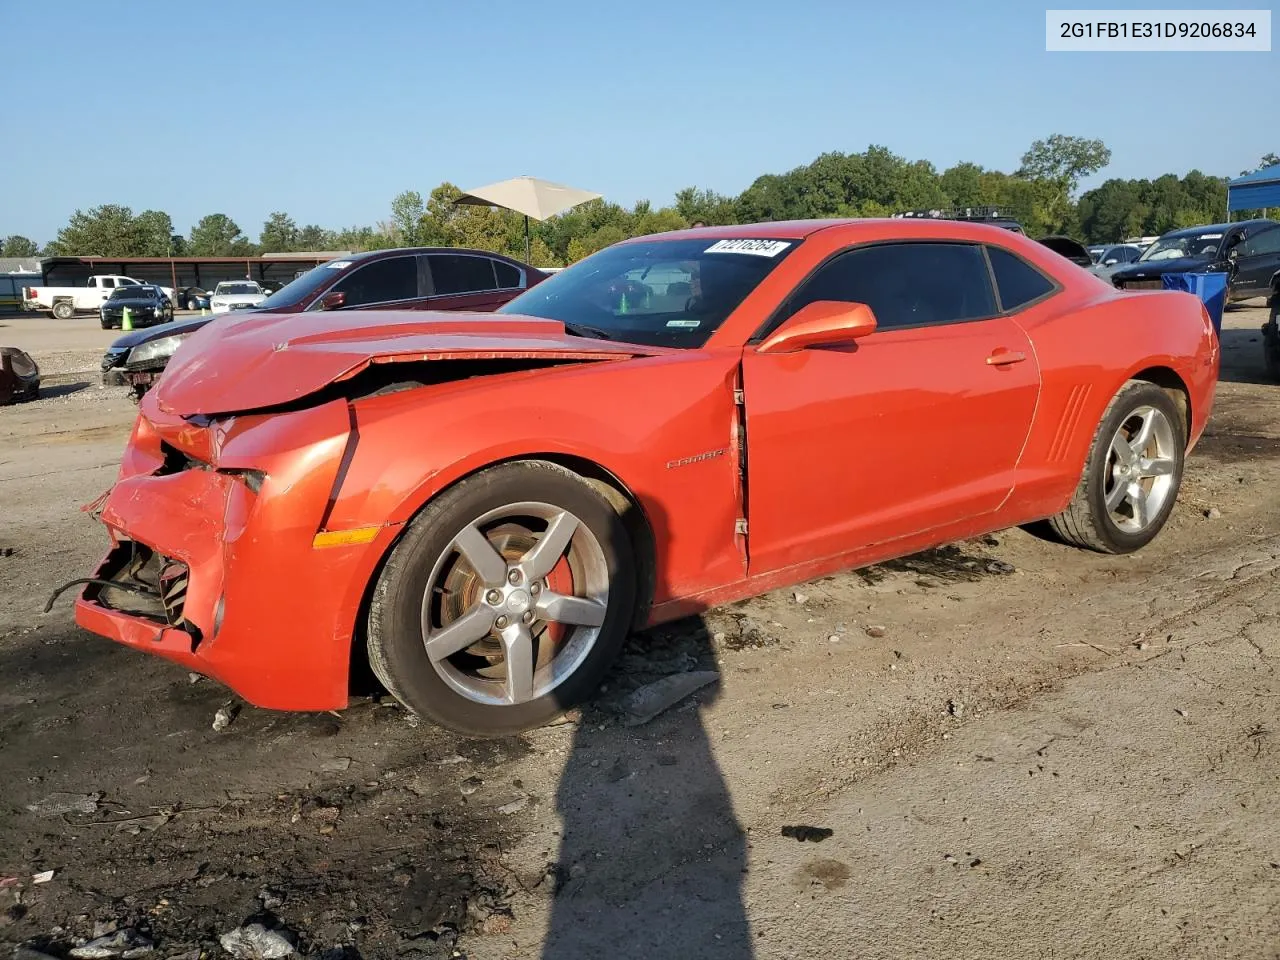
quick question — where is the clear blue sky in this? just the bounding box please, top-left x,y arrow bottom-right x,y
5,0 -> 1276,244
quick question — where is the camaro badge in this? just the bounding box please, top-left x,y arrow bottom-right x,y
666,449 -> 727,469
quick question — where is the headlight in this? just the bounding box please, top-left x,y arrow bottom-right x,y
128,333 -> 193,366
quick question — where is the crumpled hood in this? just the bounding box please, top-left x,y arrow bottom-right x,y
153,309 -> 670,416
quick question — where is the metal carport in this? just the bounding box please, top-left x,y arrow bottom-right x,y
38,253 -> 351,291
1228,163 -> 1280,213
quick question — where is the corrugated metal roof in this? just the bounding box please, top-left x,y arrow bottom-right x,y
0,257 -> 41,274
1228,163 -> 1280,187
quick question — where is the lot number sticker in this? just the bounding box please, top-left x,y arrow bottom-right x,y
704,239 -> 792,257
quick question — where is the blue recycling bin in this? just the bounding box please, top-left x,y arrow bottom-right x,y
1161,271 -> 1227,336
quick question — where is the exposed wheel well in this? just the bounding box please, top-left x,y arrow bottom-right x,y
348,453 -> 658,697
1130,366 -> 1191,443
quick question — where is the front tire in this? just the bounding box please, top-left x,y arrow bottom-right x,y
1048,381 -> 1186,554
367,460 -> 637,737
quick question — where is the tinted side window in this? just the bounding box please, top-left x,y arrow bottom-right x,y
333,256 -> 418,306
785,242 -> 996,330
1239,226 -> 1280,257
494,260 -> 521,289
429,255 -> 498,295
986,247 -> 1056,311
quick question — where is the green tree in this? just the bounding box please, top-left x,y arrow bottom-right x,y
673,187 -> 737,225
1016,135 -> 1111,232
49,204 -> 139,256
1,235 -> 40,257
389,190 -> 426,245
259,212 -> 300,252
297,224 -> 338,250
133,209 -> 176,256
939,163 -> 986,208
189,214 -> 254,256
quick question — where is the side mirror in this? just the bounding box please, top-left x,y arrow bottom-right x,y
756,301 -> 877,354
319,290 -> 346,310
1104,258 -> 1118,266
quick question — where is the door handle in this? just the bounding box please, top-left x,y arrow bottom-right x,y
986,349 -> 1027,366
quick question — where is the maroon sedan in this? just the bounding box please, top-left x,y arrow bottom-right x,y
103,247 -> 548,394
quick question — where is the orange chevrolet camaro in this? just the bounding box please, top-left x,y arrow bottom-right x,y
67,220 -> 1219,735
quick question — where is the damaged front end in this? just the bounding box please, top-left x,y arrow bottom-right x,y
60,390 -> 373,711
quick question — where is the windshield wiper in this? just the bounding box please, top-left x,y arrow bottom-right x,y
562,322 -> 614,341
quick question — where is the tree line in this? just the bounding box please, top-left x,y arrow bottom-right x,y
5,140 -> 1275,268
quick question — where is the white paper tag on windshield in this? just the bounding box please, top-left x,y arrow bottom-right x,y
704,239 -> 791,257
666,319 -> 700,328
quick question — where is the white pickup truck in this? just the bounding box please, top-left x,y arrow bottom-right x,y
22,275 -> 177,319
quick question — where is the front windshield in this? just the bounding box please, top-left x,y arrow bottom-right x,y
109,286 -> 154,299
1137,232 -> 1222,262
257,261 -> 349,310
498,237 -> 799,347
216,282 -> 262,296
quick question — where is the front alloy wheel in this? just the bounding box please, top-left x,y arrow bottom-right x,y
367,461 -> 636,736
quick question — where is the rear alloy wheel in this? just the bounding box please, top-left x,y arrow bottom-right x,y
1048,381 -> 1185,553
367,460 -> 636,736
52,301 -> 74,320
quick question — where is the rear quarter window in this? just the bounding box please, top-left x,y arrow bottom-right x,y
986,247 -> 1056,311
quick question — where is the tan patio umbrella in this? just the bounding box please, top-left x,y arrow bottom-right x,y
454,176 -> 601,263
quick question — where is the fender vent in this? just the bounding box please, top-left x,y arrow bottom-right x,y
1048,384 -> 1092,462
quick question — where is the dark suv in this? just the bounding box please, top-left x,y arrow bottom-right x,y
102,247 -> 547,394
1109,218 -> 1280,302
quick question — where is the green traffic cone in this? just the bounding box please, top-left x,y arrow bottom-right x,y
122,306 -> 132,331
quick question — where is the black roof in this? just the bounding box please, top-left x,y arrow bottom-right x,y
1161,218 -> 1277,238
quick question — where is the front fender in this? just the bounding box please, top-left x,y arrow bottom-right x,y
323,354 -> 746,612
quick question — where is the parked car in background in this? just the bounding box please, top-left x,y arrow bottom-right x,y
72,220 -> 1217,735
177,287 -> 211,311
1109,219 -> 1280,302
1087,244 -> 1107,262
99,285 -> 174,330
1088,243 -> 1145,279
0,347 -> 40,404
22,275 -> 177,319
101,247 -> 548,395
210,281 -> 268,314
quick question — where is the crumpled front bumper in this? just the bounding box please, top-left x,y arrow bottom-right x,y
73,395 -> 396,711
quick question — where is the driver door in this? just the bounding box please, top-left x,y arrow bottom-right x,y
741,241 -> 1041,575
1230,224 -> 1280,299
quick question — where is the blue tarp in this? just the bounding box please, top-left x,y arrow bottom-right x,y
1162,272 -> 1227,336
1227,163 -> 1280,211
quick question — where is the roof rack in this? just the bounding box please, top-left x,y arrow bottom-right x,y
892,206 -> 1025,233
893,206 -> 1016,221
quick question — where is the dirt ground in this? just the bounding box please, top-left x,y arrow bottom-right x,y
1,305 -> 1278,960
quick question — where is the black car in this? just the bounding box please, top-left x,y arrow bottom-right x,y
1109,218 -> 1280,302
101,246 -> 547,395
99,284 -> 174,330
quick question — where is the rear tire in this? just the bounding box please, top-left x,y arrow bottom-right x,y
367,460 -> 637,737
52,301 -> 74,320
1265,301 -> 1280,381
1047,380 -> 1186,554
